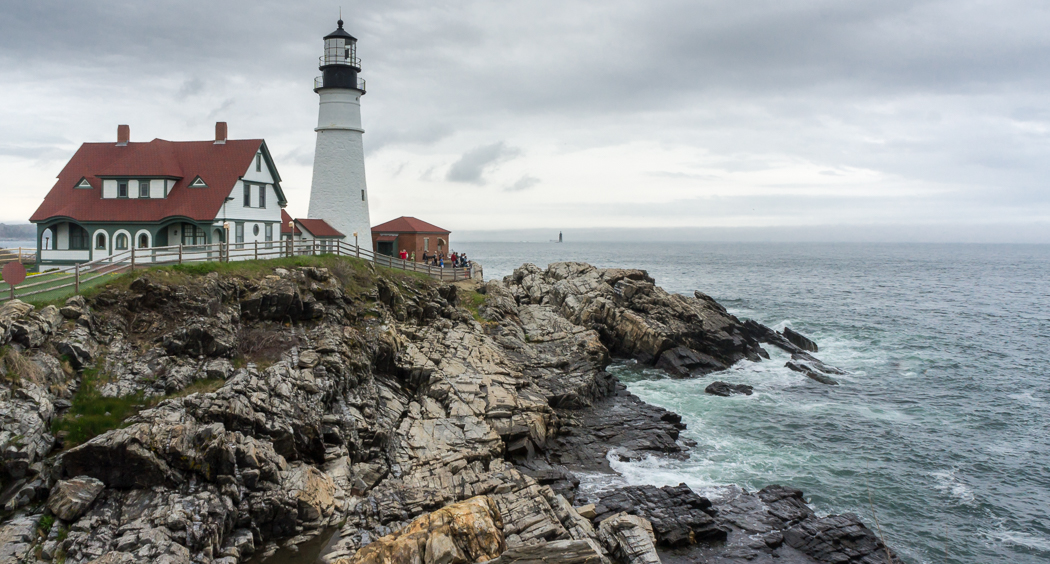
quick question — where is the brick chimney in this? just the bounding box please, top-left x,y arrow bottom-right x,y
117,124 -> 130,146
215,121 -> 227,144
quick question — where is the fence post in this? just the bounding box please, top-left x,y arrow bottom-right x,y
74,263 -> 80,294
179,244 -> 183,264
255,240 -> 258,261
130,247 -> 135,270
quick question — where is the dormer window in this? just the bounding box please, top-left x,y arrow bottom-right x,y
139,180 -> 150,198
189,176 -> 208,188
117,181 -> 128,198
75,177 -> 92,189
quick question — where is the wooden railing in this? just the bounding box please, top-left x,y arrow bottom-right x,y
1,240 -> 481,303
0,247 -> 37,265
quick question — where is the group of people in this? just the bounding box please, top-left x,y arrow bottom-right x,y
398,249 -> 469,269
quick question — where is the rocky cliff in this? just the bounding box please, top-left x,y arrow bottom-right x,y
0,258 -> 897,564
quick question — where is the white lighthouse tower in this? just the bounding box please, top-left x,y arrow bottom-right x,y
307,18 -> 372,250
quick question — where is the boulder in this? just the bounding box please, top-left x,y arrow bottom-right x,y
597,513 -> 660,564
47,475 -> 105,520
704,381 -> 754,397
0,299 -> 34,345
655,346 -> 726,377
781,327 -> 818,352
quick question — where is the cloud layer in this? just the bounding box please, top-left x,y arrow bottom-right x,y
1,0 -> 1048,240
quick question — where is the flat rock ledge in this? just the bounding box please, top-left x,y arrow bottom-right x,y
0,261 -> 891,564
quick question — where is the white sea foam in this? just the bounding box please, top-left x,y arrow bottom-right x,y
986,528 -> 1050,553
930,470 -> 976,505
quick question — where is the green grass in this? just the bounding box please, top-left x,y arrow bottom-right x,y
461,289 -> 489,323
37,514 -> 54,537
50,367 -> 149,447
6,253 -> 441,308
50,368 -> 229,448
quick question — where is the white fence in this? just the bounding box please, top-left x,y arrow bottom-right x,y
1,239 -> 481,303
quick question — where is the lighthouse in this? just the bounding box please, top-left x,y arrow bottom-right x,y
307,18 -> 372,250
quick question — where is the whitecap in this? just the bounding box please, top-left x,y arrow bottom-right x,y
930,470 -> 976,505
986,528 -> 1050,553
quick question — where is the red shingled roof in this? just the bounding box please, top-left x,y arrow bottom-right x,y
281,210 -> 301,235
295,219 -> 344,238
371,216 -> 449,234
30,138 -> 284,223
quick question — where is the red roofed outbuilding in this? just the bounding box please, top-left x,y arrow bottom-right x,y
370,216 -> 450,259
30,123 -> 288,266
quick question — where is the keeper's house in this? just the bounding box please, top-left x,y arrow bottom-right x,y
29,123 -> 287,266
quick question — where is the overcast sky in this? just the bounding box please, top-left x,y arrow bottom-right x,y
2,0 -> 1049,241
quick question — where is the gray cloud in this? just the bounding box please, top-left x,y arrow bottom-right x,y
446,142 -> 520,184
0,0 -> 1047,240
506,175 -> 540,192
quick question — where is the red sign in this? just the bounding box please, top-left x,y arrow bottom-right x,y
2,261 -> 26,287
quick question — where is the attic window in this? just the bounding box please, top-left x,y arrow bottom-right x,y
256,153 -> 262,172
74,177 -> 92,189
189,176 -> 208,188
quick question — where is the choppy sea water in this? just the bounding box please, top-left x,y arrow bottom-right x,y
456,241 -> 1050,564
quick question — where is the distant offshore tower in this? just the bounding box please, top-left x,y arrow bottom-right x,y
307,18 -> 372,249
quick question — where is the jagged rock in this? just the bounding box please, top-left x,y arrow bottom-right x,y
782,327 -> 818,352
704,381 -> 754,397
47,475 -> 105,520
335,496 -> 505,564
60,294 -> 89,319
57,324 -> 99,368
0,263 -> 894,564
784,513 -> 900,564
0,514 -> 39,562
593,484 -> 727,546
786,353 -> 843,385
0,299 -> 34,345
10,304 -> 62,347
597,513 -> 661,564
656,346 -> 726,376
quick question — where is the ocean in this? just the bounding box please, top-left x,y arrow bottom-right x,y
454,241 -> 1050,564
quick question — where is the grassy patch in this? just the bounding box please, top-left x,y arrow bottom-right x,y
461,290 -> 489,323
37,514 -> 54,538
50,367 -> 149,447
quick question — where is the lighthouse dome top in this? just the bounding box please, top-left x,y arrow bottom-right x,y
325,19 -> 357,42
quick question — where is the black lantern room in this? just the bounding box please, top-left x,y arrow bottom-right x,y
315,19 -> 365,93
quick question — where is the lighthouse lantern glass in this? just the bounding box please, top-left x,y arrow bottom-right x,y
324,38 -> 356,66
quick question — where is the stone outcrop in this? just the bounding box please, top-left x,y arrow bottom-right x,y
782,327 -> 818,352
704,381 -> 754,397
0,259 -> 892,564
335,496 -> 505,564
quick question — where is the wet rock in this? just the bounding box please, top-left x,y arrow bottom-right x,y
655,346 -> 726,377
784,513 -> 900,564
786,353 -> 843,386
47,475 -> 105,520
593,484 -> 727,546
782,327 -> 818,352
704,381 -> 754,397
